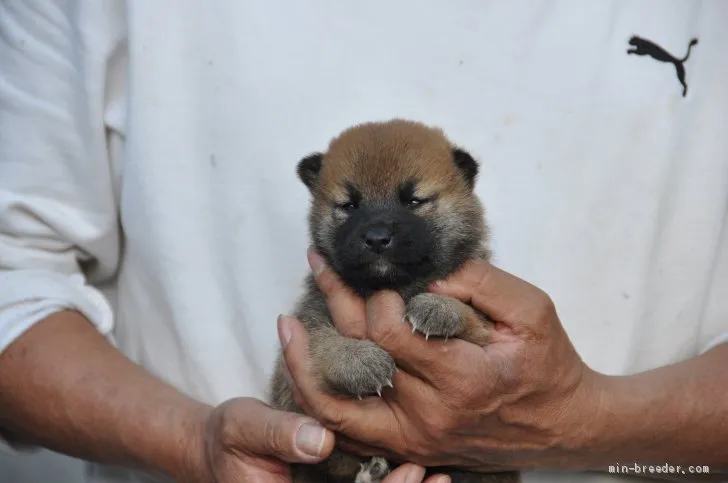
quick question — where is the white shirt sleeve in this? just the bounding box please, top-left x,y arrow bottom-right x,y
0,0 -> 126,452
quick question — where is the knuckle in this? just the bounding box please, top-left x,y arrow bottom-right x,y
439,374 -> 484,412
420,410 -> 452,444
339,316 -> 367,339
329,296 -> 367,338
215,398 -> 247,449
367,292 -> 407,348
290,386 -> 308,411
532,290 -> 556,319
446,380 -> 480,408
467,257 -> 490,273
262,412 -> 295,455
315,400 -> 346,431
316,269 -> 341,297
261,419 -> 282,453
473,261 -> 494,292
369,321 -> 402,350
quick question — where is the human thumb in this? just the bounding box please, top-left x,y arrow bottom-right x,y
214,397 -> 335,464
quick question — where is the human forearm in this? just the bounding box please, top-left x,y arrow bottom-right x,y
0,310 -> 212,481
578,344 -> 728,474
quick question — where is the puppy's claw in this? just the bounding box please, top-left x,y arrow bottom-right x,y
406,315 -> 418,332
357,394 -> 362,401
385,379 -> 393,388
376,388 -> 382,397
425,332 -> 430,341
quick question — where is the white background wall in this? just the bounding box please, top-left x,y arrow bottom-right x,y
0,450 -> 83,483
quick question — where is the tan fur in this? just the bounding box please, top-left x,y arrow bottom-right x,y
316,120 -> 473,205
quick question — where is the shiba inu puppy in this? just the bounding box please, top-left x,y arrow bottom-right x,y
270,119 -> 519,483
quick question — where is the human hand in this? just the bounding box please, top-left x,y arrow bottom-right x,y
189,397 -> 334,482
190,396 -> 444,482
280,253 -> 602,472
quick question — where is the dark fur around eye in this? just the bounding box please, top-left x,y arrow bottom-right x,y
398,180 -> 417,202
398,179 -> 434,208
336,201 -> 359,212
334,183 -> 362,212
404,197 -> 430,209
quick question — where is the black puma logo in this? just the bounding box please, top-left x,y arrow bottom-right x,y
627,36 -> 699,97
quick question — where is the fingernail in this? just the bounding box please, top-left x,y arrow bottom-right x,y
435,477 -> 451,483
307,247 -> 326,277
295,422 -> 326,457
278,315 -> 292,347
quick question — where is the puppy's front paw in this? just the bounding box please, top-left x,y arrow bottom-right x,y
405,293 -> 466,340
355,457 -> 391,483
324,339 -> 395,398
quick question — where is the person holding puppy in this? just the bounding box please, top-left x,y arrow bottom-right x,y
280,251 -> 728,479
1,1 -> 727,483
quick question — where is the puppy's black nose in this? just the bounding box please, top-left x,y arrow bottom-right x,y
364,227 -> 393,253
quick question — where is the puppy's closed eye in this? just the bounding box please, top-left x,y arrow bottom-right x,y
401,195 -> 435,209
398,179 -> 435,209
336,200 -> 359,212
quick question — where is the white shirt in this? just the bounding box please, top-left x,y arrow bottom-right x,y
1,1 -> 727,482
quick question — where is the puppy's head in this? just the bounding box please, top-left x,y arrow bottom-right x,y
298,119 -> 489,294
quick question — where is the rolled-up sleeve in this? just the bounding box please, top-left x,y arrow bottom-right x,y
0,0 -> 126,450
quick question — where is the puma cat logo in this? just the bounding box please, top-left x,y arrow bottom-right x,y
627,36 -> 699,97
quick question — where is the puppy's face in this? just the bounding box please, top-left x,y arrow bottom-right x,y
298,120 -> 487,294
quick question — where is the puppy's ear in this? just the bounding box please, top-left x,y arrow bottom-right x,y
452,148 -> 479,189
297,152 -> 323,191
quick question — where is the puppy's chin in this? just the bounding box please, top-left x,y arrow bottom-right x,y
335,256 -> 436,294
